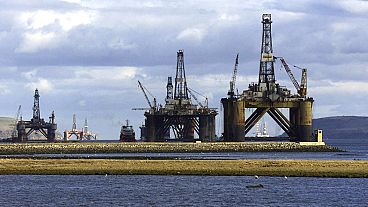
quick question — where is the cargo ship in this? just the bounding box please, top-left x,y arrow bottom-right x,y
120,120 -> 136,142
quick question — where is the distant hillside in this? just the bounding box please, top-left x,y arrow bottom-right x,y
0,117 -> 16,138
313,116 -> 368,140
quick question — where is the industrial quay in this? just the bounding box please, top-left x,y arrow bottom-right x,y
11,14 -> 322,145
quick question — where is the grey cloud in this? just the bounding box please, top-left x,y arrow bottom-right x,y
0,0 -> 83,11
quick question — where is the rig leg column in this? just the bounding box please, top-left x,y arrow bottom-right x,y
209,114 -> 216,141
64,131 -> 69,141
47,123 -> 57,142
289,107 -> 299,141
199,115 -> 210,142
221,98 -> 245,141
295,100 -> 314,142
183,118 -> 194,142
199,115 -> 216,142
155,116 -> 166,142
297,101 -> 313,142
16,124 -> 27,143
145,115 -> 156,142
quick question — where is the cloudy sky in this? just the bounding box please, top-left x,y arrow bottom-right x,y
0,0 -> 367,139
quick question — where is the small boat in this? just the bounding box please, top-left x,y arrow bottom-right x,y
246,184 -> 264,188
120,120 -> 136,142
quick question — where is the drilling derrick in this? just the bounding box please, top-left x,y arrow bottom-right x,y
166,77 -> 173,100
221,14 -> 315,142
174,50 -> 189,101
33,89 -> 41,121
15,89 -> 57,142
141,50 -> 217,142
259,14 -> 275,86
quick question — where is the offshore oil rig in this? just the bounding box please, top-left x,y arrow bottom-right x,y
138,50 -> 217,142
64,114 -> 97,141
10,14 -> 317,144
15,89 -> 57,142
221,14 -> 314,142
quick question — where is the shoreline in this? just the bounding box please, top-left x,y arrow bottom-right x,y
0,159 -> 366,177
0,142 -> 342,154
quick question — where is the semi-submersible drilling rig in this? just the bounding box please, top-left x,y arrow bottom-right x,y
15,89 -> 57,142
221,14 -> 314,142
139,50 -> 217,142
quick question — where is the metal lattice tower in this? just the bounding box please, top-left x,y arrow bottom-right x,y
72,114 -> 77,130
33,89 -> 40,120
166,77 -> 173,99
84,118 -> 88,133
174,50 -> 189,100
258,14 -> 275,85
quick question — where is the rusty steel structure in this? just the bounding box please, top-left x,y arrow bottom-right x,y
15,89 -> 57,142
141,50 -> 217,142
221,14 -> 314,142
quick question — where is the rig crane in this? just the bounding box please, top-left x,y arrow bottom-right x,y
137,80 -> 157,110
187,88 -> 208,109
294,64 -> 307,97
228,53 -> 239,98
278,57 -> 307,97
11,105 -> 21,139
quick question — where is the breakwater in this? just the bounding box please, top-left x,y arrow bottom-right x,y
0,142 -> 340,155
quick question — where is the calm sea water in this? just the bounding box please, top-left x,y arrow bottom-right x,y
0,175 -> 367,207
